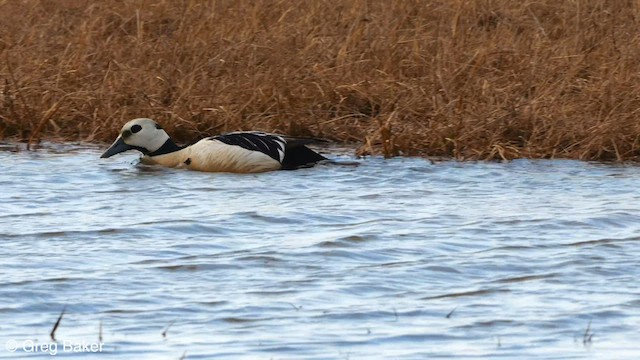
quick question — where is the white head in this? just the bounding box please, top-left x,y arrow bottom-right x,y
101,118 -> 171,158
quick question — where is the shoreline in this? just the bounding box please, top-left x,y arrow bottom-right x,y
4,139 -> 639,166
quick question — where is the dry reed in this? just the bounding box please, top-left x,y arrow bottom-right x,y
3,0 -> 640,160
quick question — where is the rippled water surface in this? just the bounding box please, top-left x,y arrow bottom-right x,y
1,143 -> 639,359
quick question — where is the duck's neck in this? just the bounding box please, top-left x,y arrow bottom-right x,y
147,138 -> 183,157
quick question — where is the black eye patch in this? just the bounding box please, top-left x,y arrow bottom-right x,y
131,124 -> 142,133
155,123 -> 163,130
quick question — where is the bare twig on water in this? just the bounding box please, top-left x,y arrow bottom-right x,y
446,306 -> 457,319
162,320 -> 176,338
392,307 -> 398,322
50,306 -> 66,342
99,320 -> 103,343
287,303 -> 302,311
583,320 -> 594,345
178,350 -> 187,360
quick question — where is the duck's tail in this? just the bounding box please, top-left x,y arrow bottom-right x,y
281,144 -> 327,170
281,136 -> 361,170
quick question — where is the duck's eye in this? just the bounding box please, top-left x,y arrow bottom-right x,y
131,125 -> 142,133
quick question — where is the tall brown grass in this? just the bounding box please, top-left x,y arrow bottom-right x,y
2,0 -> 640,160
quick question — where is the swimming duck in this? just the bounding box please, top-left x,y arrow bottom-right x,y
100,118 -> 327,173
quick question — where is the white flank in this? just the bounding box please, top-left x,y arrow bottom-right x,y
142,139 -> 282,173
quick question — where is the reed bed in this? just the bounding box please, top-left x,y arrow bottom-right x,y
2,0 -> 640,160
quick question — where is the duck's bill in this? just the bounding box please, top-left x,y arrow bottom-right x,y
100,137 -> 133,158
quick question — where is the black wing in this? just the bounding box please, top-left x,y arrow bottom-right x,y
209,132 -> 286,163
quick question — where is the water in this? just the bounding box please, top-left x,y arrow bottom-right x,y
1,143 -> 639,359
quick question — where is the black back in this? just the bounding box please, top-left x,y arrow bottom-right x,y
210,132 -> 285,162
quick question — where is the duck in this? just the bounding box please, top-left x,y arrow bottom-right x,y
100,118 -> 328,173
